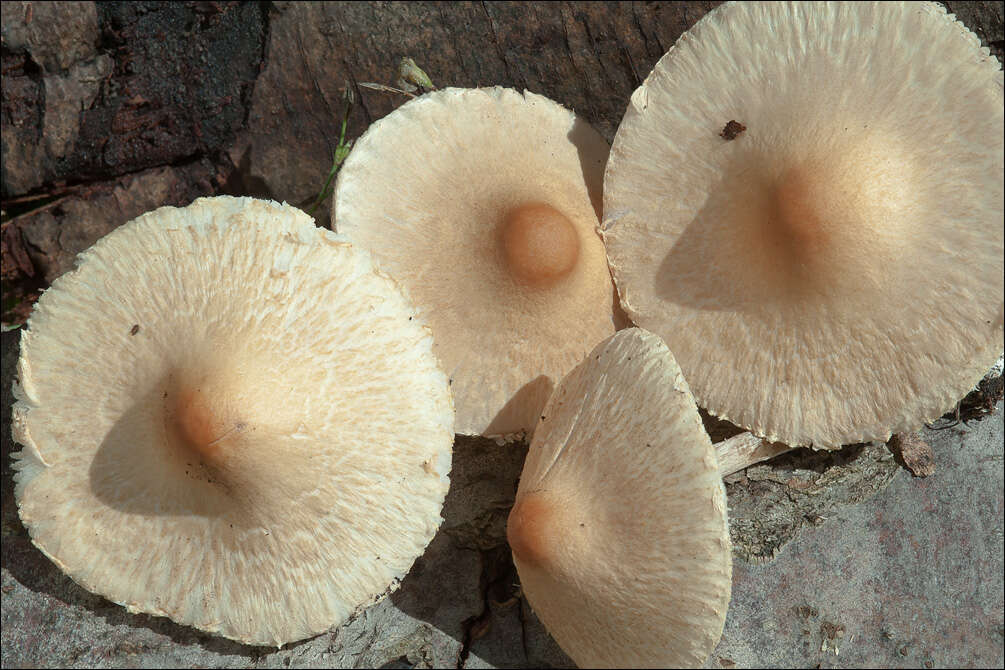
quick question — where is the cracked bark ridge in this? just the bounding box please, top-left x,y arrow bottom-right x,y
724,442 -> 901,563
1,1 -> 265,197
235,1 -> 719,225
435,436 -> 574,668
1,1 -> 100,73
10,160 -> 226,284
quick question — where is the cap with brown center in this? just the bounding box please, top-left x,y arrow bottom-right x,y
333,87 -> 618,439
11,196 -> 454,646
508,328 -> 731,668
603,1 -> 1004,448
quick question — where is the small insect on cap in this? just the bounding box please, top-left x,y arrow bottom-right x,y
333,87 -> 619,440
508,328 -> 731,669
603,1 -> 1004,448
11,196 -> 454,646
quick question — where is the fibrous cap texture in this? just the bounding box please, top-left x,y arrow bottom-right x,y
11,196 -> 455,646
333,86 -> 618,439
509,328 -> 731,668
603,1 -> 1005,448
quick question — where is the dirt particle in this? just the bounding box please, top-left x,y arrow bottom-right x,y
787,477 -> 813,490
796,605 -> 819,619
129,324 -> 140,336
720,120 -> 747,140
887,432 -> 935,477
819,621 -> 846,656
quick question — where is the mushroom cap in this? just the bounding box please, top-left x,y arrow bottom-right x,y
333,87 -> 618,439
11,196 -> 454,646
509,328 -> 731,668
603,1 -> 1005,448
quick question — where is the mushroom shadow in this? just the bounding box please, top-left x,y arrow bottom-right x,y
566,117 -> 609,223
2,332 -> 567,665
654,168 -> 787,314
485,375 -> 555,440
0,331 -> 300,660
220,141 -> 273,202
88,379 -> 231,518
656,199 -> 747,314
700,407 -> 748,443
566,116 -> 631,332
389,434 -> 574,668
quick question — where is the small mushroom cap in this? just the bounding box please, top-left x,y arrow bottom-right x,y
11,196 -> 454,646
333,87 -> 618,438
603,1 -> 1004,448
509,328 -> 731,669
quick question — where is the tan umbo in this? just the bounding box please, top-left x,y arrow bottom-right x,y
334,87 -> 618,439
603,1 -> 1005,448
508,328 -> 731,668
11,196 -> 454,646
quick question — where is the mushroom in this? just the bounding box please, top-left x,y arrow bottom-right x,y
333,86 -> 618,439
508,328 -> 731,668
11,196 -> 454,646
603,1 -> 1004,448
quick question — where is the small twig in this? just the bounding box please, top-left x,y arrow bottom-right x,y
1,185 -> 78,207
357,82 -> 418,98
1,195 -> 73,228
357,57 -> 434,99
716,432 -> 792,477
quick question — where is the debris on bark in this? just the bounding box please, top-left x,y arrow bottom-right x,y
887,433 -> 936,478
927,364 -> 1004,429
725,442 -> 900,562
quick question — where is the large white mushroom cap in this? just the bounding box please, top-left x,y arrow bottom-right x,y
333,87 -> 618,439
508,328 -> 731,668
603,1 -> 1005,448
11,196 -> 454,646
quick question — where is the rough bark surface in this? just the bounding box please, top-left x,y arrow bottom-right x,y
1,1 -> 264,196
724,442 -> 901,563
1,2 -> 1003,669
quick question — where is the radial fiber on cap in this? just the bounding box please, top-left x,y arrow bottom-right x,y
510,328 -> 731,668
334,87 -> 617,439
11,196 -> 454,646
604,1 -> 1004,448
